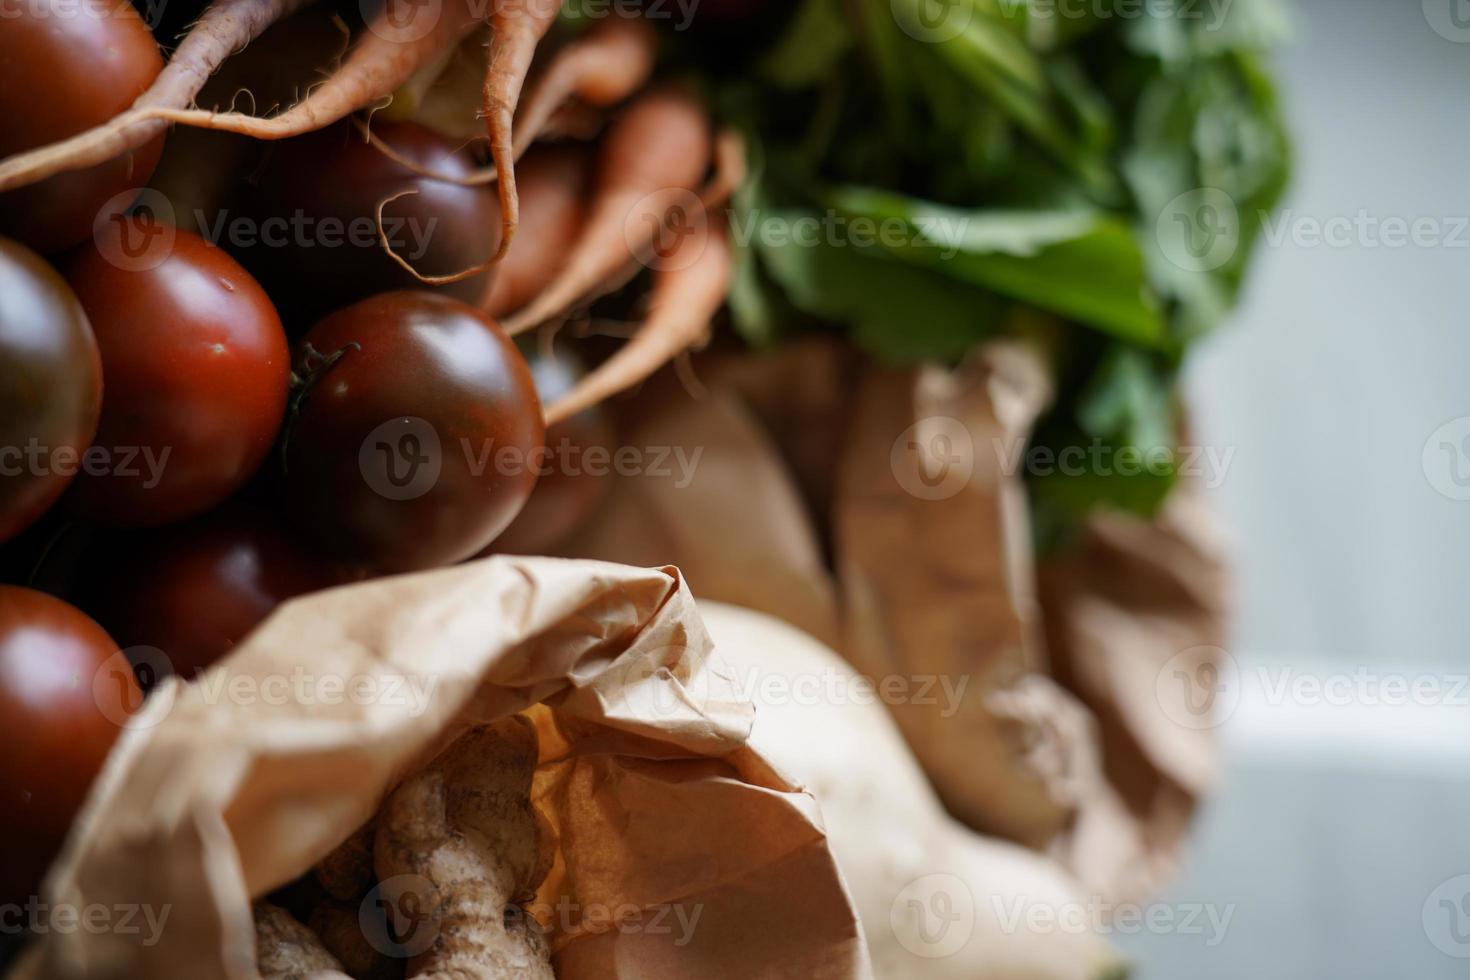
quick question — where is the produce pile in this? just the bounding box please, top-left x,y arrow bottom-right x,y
0,0 -> 1290,975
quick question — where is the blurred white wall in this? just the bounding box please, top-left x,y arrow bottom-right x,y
1121,0 -> 1470,976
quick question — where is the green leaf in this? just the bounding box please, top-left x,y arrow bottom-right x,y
827,187 -> 1165,344
1030,346 -> 1179,518
759,0 -> 854,90
745,207 -> 1006,362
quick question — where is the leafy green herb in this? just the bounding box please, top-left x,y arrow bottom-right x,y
692,0 -> 1291,533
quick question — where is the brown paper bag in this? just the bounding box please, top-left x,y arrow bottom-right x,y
546,339 -> 1225,903
832,342 -> 1088,849
11,557 -> 870,980
1038,485 -> 1230,899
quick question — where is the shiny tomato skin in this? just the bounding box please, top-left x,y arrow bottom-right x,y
0,1 -> 165,254
284,292 -> 543,571
243,122 -> 502,331
491,348 -> 614,555
84,506 -> 348,682
63,226 -> 290,527
0,239 -> 102,542
0,586 -> 139,904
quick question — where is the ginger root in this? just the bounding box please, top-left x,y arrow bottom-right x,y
309,901 -> 402,980
374,716 -> 554,979
253,902 -> 351,980
316,821 -> 377,903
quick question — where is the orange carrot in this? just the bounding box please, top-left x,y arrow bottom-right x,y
0,0 -> 307,192
353,17 -> 654,188
504,87 -> 712,335
482,143 -> 592,318
139,2 -> 481,138
542,216 -> 731,426
480,0 -> 564,259
507,15 -> 658,160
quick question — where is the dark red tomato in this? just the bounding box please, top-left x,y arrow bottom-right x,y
243,121 -> 502,331
490,348 -> 615,555
85,505 -> 348,682
0,586 -> 139,904
0,0 -> 165,254
283,292 -> 543,571
144,8 -> 381,241
0,239 -> 102,542
63,225 -> 290,527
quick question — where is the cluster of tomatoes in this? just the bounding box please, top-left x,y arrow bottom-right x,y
0,2 -> 613,910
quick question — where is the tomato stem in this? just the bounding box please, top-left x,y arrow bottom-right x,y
278,341 -> 361,475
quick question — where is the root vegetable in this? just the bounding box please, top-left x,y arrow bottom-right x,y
315,821 -> 378,903
142,0 -> 557,265
0,0 -> 301,200
440,15 -> 658,182
308,902 -> 400,980
700,602 -> 1128,980
0,0 -> 166,253
143,5 -> 479,140
253,902 -> 350,979
374,716 -> 554,979
480,0 -> 565,260
504,87 -> 713,334
482,144 -> 592,319
543,214 -> 732,426
509,16 -> 658,159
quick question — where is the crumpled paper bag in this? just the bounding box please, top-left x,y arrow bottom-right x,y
10,557 -> 871,980
1038,484 -> 1230,900
548,338 -> 1226,902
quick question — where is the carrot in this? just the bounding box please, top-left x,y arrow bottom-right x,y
354,17 -> 655,188
504,87 -> 713,335
480,0 -> 565,260
542,215 -> 731,426
493,15 -> 658,164
139,2 -> 481,138
0,0 -> 308,192
482,143 -> 592,318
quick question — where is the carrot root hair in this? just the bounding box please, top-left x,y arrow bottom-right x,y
0,0 -> 308,192
542,214 -> 732,426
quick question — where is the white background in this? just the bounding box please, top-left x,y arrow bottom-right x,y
1121,0 -> 1470,976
